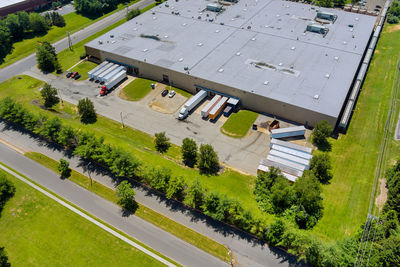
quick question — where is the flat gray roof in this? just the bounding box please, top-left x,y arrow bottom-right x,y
86,0 -> 376,118
0,0 -> 25,9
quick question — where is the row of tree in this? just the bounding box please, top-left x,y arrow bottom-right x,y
74,0 -> 126,18
0,11 -> 65,64
154,133 -> 220,175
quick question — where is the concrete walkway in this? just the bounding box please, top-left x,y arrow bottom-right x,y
0,163 -> 176,267
0,120 -> 301,267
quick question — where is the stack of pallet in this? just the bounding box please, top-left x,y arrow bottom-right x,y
258,138 -> 312,182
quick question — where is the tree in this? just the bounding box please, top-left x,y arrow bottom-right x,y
154,132 -> 170,153
57,158 -> 71,178
311,120 -> 332,149
166,176 -> 185,200
181,138 -> 197,167
375,235 -> 400,266
266,219 -> 285,245
127,8 -> 141,20
254,167 -> 285,212
198,144 -> 219,174
36,42 -> 61,73
148,167 -> 171,193
40,83 -> 59,108
77,98 -> 97,123
116,180 -> 137,211
184,179 -> 204,209
5,14 -> 23,40
202,192 -> 222,219
0,247 -> 10,267
75,0 -> 104,18
293,174 -> 323,229
0,25 -> 12,63
269,177 -> 294,214
57,125 -> 78,149
0,173 -> 16,210
309,153 -> 333,184
40,117 -> 62,142
17,11 -> 30,31
29,13 -> 48,34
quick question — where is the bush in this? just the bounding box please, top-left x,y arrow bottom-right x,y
309,153 -> 333,184
77,98 -> 97,123
127,8 -> 141,20
154,132 -> 170,153
184,179 -> 204,209
266,219 -> 285,245
198,144 -> 219,174
80,52 -> 87,59
116,180 -> 137,211
166,176 -> 185,200
388,14 -> 399,24
181,138 -> 197,167
40,83 -> 59,108
57,158 -> 71,178
254,167 -> 285,212
0,173 -> 16,210
311,120 -> 332,149
0,247 -> 10,267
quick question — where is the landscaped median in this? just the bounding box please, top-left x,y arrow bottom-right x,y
220,110 -> 258,138
24,152 -> 230,263
0,163 -> 176,267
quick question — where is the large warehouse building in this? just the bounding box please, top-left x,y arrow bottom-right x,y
85,0 -> 376,127
0,0 -> 55,17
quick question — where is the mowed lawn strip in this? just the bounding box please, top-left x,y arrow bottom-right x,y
0,74 -> 269,223
312,24 -> 400,241
120,78 -> 154,101
0,169 -> 164,267
24,152 -> 230,262
221,110 -> 258,138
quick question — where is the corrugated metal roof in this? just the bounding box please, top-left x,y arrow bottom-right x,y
270,138 -> 313,153
0,0 -> 24,9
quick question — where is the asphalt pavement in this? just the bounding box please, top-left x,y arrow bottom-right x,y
0,0 -> 154,83
0,141 -> 227,267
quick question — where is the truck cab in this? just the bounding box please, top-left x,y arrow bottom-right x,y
100,86 -> 108,96
178,107 -> 188,120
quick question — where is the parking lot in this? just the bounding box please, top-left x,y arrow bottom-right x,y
26,67 -> 312,175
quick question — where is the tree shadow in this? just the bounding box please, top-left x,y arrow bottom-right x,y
315,139 -> 331,152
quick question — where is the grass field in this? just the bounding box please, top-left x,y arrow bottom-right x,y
0,169 -> 164,266
120,78 -> 154,101
0,75 -> 272,225
311,24 -> 400,241
69,61 -> 98,80
24,152 -> 230,262
221,110 -> 258,138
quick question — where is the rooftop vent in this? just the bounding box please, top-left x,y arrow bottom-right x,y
291,46 -> 296,50
215,29 -> 220,33
178,58 -> 184,62
325,74 -> 330,78
164,35 -> 168,38
306,24 -> 328,36
98,40 -> 103,45
316,11 -> 337,22
143,48 -> 148,52
218,68 -> 224,73
264,81 -> 269,85
236,52 -> 241,56
206,3 -> 223,12
314,94 -> 319,99
251,37 -> 256,41
197,42 -> 203,46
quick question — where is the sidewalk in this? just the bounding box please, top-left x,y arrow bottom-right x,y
0,120 -> 300,267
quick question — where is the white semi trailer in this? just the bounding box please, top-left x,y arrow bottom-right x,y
178,90 -> 207,120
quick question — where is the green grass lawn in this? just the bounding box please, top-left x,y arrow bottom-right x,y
311,24 -> 400,241
24,152 -> 230,262
0,2 -> 138,70
69,61 -> 98,80
0,74 -> 271,225
0,169 -> 164,266
221,110 -> 258,138
120,78 -> 154,101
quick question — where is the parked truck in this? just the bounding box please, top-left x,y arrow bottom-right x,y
208,96 -> 228,120
102,66 -> 126,84
100,70 -> 126,96
201,95 -> 221,118
178,90 -> 207,120
91,62 -> 113,81
88,61 -> 109,79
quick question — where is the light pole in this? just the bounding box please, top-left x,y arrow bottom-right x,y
227,248 -> 233,266
120,111 -> 125,128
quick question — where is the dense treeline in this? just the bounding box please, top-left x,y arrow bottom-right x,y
388,0 -> 400,24
0,11 -> 65,63
75,0 -> 125,18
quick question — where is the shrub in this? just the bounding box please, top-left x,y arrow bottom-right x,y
77,98 -> 97,124
266,219 -> 285,245
181,138 -> 197,167
311,120 -> 332,149
309,153 -> 333,184
166,176 -> 185,200
0,173 -> 16,210
154,132 -> 170,153
184,179 -> 204,209
127,8 -> 141,20
198,144 -> 219,174
57,158 -> 71,178
116,180 -> 137,211
80,52 -> 87,59
40,83 -> 59,108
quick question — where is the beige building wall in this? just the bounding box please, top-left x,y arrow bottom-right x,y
85,46 -> 338,127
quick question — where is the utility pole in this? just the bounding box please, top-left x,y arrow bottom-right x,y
227,249 -> 233,266
126,4 -> 129,17
56,87 -> 63,106
120,111 -> 125,128
67,31 -> 73,51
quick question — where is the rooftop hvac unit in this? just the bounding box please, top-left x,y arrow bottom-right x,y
316,11 -> 337,22
306,24 -> 329,36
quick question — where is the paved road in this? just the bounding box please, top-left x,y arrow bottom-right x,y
0,141 -> 227,267
0,121 -> 302,267
0,0 -> 154,83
